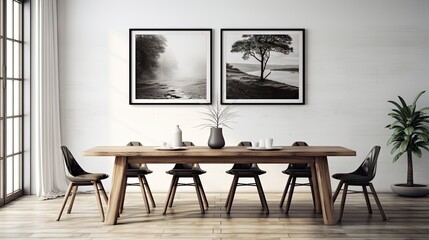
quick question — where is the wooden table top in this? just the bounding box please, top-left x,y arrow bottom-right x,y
83,146 -> 356,157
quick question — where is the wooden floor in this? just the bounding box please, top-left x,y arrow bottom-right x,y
0,191 -> 428,239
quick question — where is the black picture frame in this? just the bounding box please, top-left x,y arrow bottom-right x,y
221,29 -> 305,105
129,29 -> 212,105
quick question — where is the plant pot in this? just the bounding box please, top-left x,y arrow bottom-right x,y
208,127 -> 225,149
391,183 -> 429,197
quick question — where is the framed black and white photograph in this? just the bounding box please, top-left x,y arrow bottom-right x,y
221,29 -> 305,104
130,29 -> 212,104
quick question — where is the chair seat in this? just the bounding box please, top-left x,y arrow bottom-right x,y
166,168 -> 206,177
67,173 -> 109,183
126,169 -> 153,177
226,168 -> 266,177
282,168 -> 311,177
163,141 -> 208,215
224,142 -> 269,214
332,173 -> 370,185
226,163 -> 266,177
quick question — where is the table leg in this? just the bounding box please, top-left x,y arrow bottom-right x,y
315,156 -> 335,225
310,161 -> 321,214
105,156 -> 127,225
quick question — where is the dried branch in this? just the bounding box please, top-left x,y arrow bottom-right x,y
195,103 -> 238,129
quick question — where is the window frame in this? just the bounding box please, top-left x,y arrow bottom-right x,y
0,0 -> 24,207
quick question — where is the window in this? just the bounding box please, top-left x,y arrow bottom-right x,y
0,0 -> 23,207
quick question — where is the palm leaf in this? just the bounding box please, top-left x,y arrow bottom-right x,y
416,133 -> 429,143
412,91 -> 426,106
404,126 -> 414,135
389,114 -> 404,123
419,144 -> 429,152
393,127 -> 404,135
388,100 -> 403,110
391,109 -> 407,121
412,147 -> 423,158
390,141 -> 402,154
398,96 -> 411,116
393,152 -> 404,162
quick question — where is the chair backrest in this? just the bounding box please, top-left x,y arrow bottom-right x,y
173,141 -> 198,169
61,146 -> 87,176
233,141 -> 254,169
353,146 -> 381,181
288,141 -> 310,170
292,141 -> 308,147
127,141 -> 142,146
127,141 -> 144,169
182,141 -> 195,147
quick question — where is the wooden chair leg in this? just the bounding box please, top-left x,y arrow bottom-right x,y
57,183 -> 74,221
163,176 -> 177,215
362,185 -> 373,214
333,180 -> 344,203
369,183 -> 387,220
255,176 -> 266,209
338,183 -> 349,222
225,175 -> 237,207
138,175 -> 151,214
309,177 -> 316,210
141,175 -> 156,208
168,176 -> 179,208
193,176 -> 205,214
67,185 -> 78,214
93,181 -> 105,222
279,175 -> 292,208
226,176 -> 239,214
196,176 -> 209,209
97,181 -> 109,205
285,177 -> 296,214
254,176 -> 269,214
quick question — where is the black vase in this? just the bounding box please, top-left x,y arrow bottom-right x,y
208,127 -> 225,149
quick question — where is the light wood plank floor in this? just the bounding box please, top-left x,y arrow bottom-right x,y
0,191 -> 428,239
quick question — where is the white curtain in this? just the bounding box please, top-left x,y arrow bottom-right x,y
33,0 -> 68,199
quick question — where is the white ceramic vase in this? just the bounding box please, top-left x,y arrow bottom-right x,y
171,125 -> 182,148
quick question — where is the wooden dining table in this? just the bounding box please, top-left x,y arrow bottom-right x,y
83,145 -> 356,225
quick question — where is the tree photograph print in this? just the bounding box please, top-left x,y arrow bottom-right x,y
129,29 -> 212,104
221,29 -> 305,104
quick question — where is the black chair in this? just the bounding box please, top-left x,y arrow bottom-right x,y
163,141 -> 209,214
332,146 -> 387,221
279,141 -> 316,213
119,141 -> 156,214
57,146 -> 109,221
225,141 -> 269,214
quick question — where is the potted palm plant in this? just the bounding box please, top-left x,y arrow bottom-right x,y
198,104 -> 237,149
386,91 -> 429,197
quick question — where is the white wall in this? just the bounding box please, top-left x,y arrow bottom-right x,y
57,0 -> 429,193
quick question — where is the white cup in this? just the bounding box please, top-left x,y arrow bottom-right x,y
265,138 -> 273,149
251,141 -> 259,148
160,142 -> 167,147
259,139 -> 265,148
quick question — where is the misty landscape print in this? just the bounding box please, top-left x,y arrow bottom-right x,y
222,29 -> 304,104
130,29 -> 211,104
